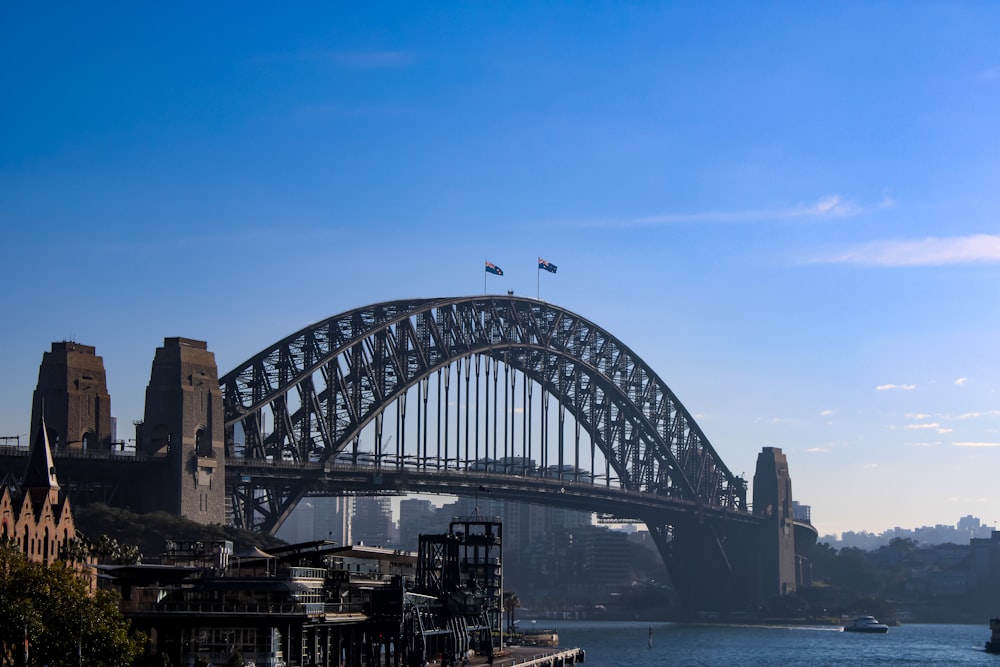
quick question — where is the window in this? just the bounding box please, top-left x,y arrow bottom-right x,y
196,428 -> 212,457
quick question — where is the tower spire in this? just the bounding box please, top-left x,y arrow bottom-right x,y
23,414 -> 60,507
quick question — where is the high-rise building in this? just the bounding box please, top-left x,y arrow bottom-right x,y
277,496 -> 353,545
353,496 -> 393,546
397,498 -> 438,550
959,515 -> 982,534
314,496 -> 353,546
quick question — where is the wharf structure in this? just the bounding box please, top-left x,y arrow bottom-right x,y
103,516 -> 583,667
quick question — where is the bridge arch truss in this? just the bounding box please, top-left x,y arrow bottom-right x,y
221,296 -> 747,533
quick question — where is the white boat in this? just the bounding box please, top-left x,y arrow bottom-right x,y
843,615 -> 889,633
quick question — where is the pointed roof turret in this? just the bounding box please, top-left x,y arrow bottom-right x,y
23,415 -> 60,507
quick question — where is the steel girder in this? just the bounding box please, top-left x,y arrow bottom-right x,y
220,296 -> 747,532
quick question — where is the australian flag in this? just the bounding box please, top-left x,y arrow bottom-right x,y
538,258 -> 558,274
485,261 -> 504,276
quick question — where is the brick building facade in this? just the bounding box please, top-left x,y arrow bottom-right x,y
0,418 -> 78,565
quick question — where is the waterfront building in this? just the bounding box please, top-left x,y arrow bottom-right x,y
1,416 -> 79,566
107,539 -> 414,667
105,522 -> 512,667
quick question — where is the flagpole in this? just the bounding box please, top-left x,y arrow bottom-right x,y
484,260 -> 487,295
537,263 -> 540,300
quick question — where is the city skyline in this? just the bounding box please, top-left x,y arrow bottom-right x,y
4,4 -> 1000,538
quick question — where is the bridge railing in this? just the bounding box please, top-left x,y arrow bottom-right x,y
228,455 -> 625,487
0,445 -> 166,463
228,459 -> 761,525
119,599 -> 366,617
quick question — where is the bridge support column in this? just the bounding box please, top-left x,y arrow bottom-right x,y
138,337 -> 226,525
30,342 -> 113,452
752,446 -> 797,601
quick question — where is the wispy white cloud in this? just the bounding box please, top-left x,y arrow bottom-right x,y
905,423 -> 941,430
819,409 -> 835,417
906,412 -> 932,420
876,383 -> 916,391
805,447 -> 829,453
953,441 -> 1000,447
956,410 -> 1000,419
588,194 -> 886,228
267,49 -> 416,69
955,377 -> 968,386
907,442 -> 938,447
811,234 -> 1000,267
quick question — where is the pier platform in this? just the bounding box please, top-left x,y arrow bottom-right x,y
427,645 -> 585,666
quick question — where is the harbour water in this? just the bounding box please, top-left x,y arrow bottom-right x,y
544,619 -> 995,666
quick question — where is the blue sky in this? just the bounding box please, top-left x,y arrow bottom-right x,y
3,2 -> 1000,537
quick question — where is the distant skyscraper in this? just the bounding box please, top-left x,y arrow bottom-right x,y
353,496 -> 393,546
314,496 -> 353,546
276,496 -> 354,545
958,515 -> 982,533
398,498 -> 437,549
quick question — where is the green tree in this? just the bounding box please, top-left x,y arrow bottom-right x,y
503,591 -> 521,634
58,537 -> 92,566
0,543 -> 145,667
807,541 -> 839,582
73,503 -> 285,559
89,534 -> 142,566
830,547 -> 881,595
886,537 -> 918,555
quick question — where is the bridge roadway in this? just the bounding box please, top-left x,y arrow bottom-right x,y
0,445 -> 764,529
228,458 -> 766,528
0,447 -> 815,547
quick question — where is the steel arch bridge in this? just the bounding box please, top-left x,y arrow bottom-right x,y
222,296 -> 747,525
220,296 -> 778,609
